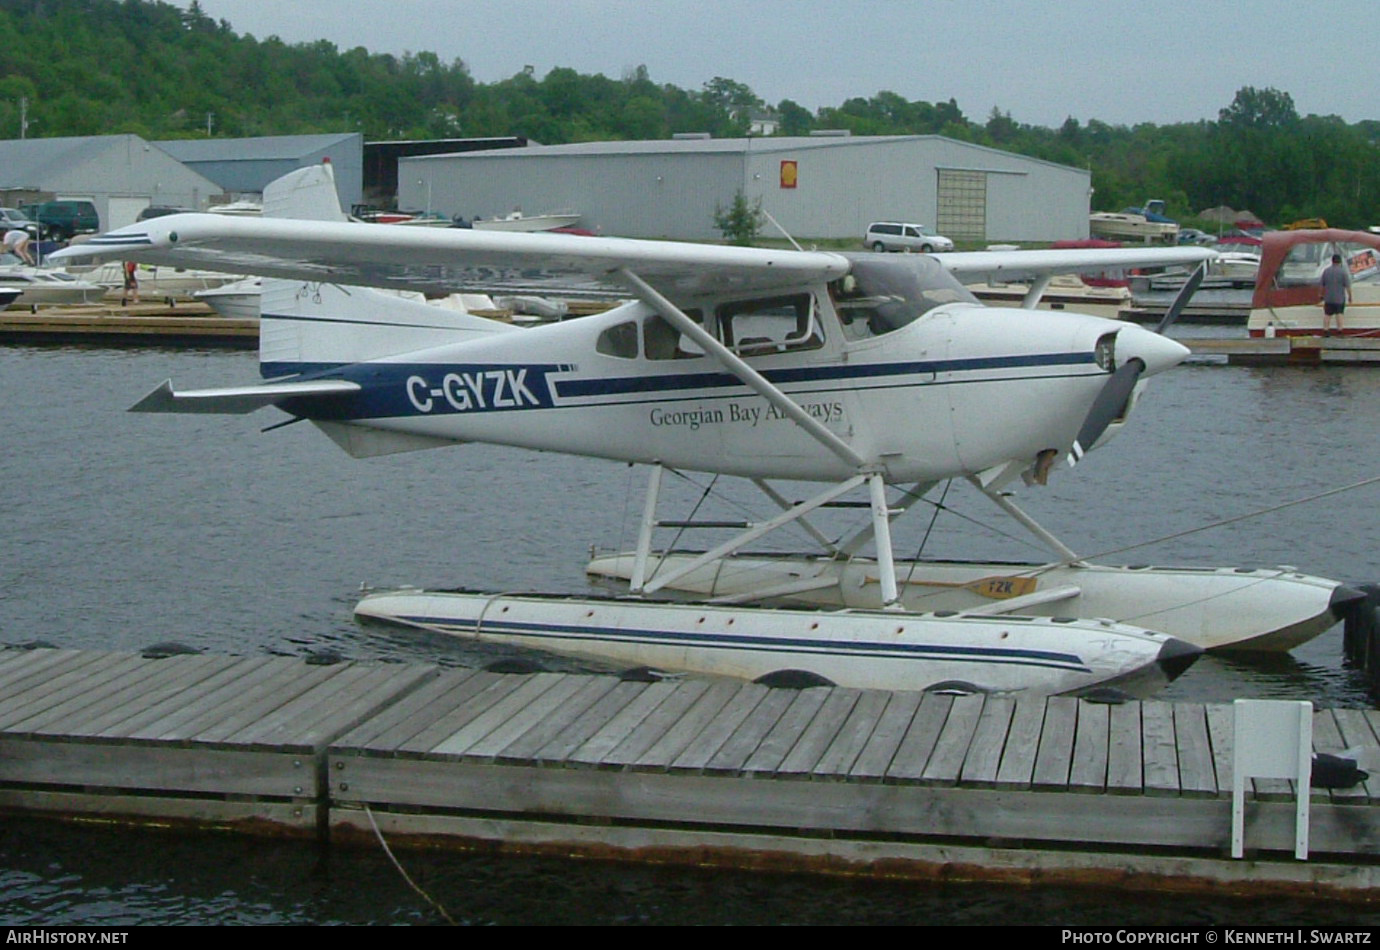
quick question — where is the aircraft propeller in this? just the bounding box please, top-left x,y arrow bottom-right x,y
1067,261 -> 1207,467
1155,261 -> 1208,335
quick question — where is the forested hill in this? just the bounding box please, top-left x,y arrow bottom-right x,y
2,0 -> 1377,227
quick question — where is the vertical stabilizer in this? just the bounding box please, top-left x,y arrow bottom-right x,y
262,162 -> 348,222
259,280 -> 519,376
255,163 -> 518,376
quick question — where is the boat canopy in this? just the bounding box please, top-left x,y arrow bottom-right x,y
1252,228 -> 1380,310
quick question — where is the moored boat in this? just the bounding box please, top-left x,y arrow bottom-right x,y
0,264 -> 104,307
1246,228 -> 1380,337
1090,212 -> 1179,244
472,209 -> 582,232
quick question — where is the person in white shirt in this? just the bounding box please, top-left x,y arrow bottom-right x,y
3,228 -> 34,265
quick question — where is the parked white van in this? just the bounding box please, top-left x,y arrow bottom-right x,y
864,222 -> 954,253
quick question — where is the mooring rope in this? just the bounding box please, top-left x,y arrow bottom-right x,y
364,803 -> 458,925
1077,472 -> 1380,564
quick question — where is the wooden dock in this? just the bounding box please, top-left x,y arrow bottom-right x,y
2,646 -> 1378,899
1186,336 -> 1380,366
0,302 -> 256,346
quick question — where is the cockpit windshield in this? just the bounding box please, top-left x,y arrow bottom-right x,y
830,254 -> 979,340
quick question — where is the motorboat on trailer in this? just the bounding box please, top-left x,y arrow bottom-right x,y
1247,229 -> 1380,338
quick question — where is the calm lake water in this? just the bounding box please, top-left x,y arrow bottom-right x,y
3,338 -> 1380,924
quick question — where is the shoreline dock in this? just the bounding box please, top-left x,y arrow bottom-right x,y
5,302 -> 1380,367
0,301 -> 256,347
2,645 -> 1378,901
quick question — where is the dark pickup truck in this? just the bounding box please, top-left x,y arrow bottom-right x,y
21,200 -> 99,240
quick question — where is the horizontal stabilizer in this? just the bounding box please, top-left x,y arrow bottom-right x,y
130,378 -> 360,414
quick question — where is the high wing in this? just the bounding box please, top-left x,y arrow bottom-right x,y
51,214 -> 852,301
938,245 -> 1215,284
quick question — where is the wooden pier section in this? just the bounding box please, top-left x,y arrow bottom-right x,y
2,647 -> 1379,899
0,302 -> 256,347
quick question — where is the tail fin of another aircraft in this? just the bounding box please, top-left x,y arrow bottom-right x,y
256,161 -> 518,375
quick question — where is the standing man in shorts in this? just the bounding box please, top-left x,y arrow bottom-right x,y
1321,253 -> 1353,336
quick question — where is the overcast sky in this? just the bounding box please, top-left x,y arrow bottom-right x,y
185,0 -> 1375,129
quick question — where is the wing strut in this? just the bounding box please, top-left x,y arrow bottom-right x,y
614,267 -> 866,470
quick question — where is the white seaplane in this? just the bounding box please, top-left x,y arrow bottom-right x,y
52,165 -> 1363,698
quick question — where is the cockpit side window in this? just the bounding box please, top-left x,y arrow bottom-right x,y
830,254 -> 979,340
715,294 -> 823,356
643,310 -> 706,360
595,320 -> 639,359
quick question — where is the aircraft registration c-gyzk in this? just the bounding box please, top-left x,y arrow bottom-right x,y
54,165 -> 1365,699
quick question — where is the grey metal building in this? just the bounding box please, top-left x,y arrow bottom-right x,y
156,133 -> 364,210
0,134 -> 225,231
398,134 -> 1092,243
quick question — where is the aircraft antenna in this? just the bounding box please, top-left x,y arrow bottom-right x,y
761,210 -> 804,252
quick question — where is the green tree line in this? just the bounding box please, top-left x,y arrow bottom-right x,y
2,0 -> 1376,227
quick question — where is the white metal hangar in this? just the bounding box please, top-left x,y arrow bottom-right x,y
397,134 -> 1092,244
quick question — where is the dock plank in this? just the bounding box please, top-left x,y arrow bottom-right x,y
1204,703 -> 1234,797
1106,702 -> 1144,793
426,674 -> 570,757
740,688 -> 831,775
776,689 -> 862,778
393,672 -> 531,754
587,680 -> 712,768
886,692 -> 953,782
670,684 -> 771,773
151,662 -> 349,745
705,687 -> 805,775
994,696 -> 1047,789
9,654 -> 221,735
0,653 -> 149,730
438,673 -> 593,761
1068,700 -> 1110,792
1141,701 -> 1180,796
813,690 -> 891,779
1032,696 -> 1078,790
1174,703 -> 1218,798
848,690 -> 923,782
922,693 -> 985,786
36,655 -> 231,737
491,676 -> 624,763
213,664 -> 431,747
632,680 -> 744,771
528,680 -> 653,764
336,669 -> 486,751
959,696 -> 1014,788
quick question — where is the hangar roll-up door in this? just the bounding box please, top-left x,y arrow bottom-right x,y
936,169 -> 987,242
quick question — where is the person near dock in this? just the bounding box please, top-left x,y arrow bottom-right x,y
121,259 -> 140,305
1320,253 -> 1353,335
3,227 -> 34,265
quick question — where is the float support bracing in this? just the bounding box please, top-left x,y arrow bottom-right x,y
629,463 -> 664,592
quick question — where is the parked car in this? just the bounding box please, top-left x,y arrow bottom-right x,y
1177,228 -> 1215,246
137,205 -> 191,221
20,199 -> 99,240
864,222 -> 955,253
0,207 -> 42,238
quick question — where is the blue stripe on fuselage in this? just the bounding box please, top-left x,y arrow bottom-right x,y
262,350 -> 1097,420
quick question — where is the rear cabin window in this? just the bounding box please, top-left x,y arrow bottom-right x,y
715,294 -> 823,356
595,312 -> 708,360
